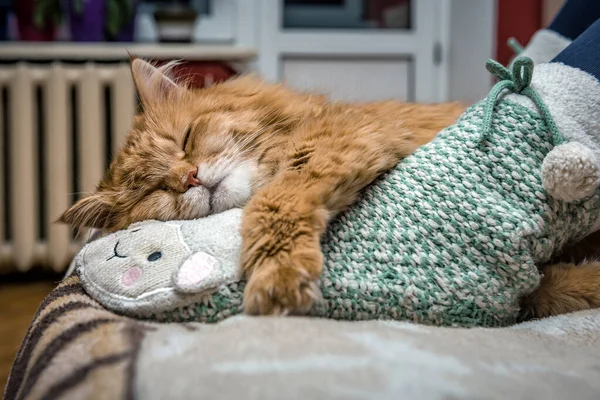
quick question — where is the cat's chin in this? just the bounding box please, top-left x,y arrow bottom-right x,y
208,165 -> 253,215
210,180 -> 251,214
180,186 -> 211,219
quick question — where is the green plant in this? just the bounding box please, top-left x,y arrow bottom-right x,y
105,0 -> 134,38
33,0 -> 63,29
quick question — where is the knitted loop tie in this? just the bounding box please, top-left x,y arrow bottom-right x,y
481,56 -> 564,146
507,37 -> 524,55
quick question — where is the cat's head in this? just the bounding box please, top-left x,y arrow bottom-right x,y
59,58 -> 314,232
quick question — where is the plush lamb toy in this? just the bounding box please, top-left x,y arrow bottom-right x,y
74,57 -> 600,327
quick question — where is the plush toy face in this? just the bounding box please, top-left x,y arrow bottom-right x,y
76,209 -> 244,316
81,221 -> 193,298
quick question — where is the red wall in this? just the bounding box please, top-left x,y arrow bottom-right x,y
496,0 -> 543,66
154,61 -> 237,89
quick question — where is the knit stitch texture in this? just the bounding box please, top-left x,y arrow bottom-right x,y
153,100 -> 600,327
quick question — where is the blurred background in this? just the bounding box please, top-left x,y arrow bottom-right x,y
0,0 -> 565,388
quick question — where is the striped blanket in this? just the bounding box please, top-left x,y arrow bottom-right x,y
4,276 -> 143,400
5,270 -> 600,400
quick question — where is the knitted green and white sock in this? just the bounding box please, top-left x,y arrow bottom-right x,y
509,29 -> 571,67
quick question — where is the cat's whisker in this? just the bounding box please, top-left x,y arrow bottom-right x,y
203,129 -> 242,173
246,127 -> 280,149
243,122 -> 282,147
236,126 -> 280,157
234,125 -> 270,154
222,129 -> 238,152
234,129 -> 279,161
219,149 -> 251,171
215,128 -> 272,172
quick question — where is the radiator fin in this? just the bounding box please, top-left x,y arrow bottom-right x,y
10,65 -> 37,271
46,65 -> 72,270
0,62 -> 136,273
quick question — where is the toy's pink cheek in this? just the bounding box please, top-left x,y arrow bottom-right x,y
122,267 -> 143,287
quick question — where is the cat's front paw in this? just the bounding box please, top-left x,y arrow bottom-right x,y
243,250 -> 323,316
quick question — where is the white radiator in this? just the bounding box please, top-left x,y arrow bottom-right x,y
0,62 -> 137,273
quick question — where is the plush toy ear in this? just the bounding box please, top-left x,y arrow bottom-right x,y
173,251 -> 220,293
131,58 -> 185,110
173,251 -> 241,294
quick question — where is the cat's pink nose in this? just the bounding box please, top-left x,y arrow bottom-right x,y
185,168 -> 201,188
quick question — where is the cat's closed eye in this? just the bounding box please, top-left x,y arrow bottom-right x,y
182,126 -> 192,152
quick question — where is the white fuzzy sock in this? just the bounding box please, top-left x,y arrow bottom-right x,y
509,29 -> 571,67
504,62 -> 600,232
505,63 -> 600,154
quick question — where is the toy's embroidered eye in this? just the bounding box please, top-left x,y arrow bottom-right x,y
147,251 -> 162,262
183,126 -> 192,152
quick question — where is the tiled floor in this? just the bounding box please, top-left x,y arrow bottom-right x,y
0,279 -> 57,391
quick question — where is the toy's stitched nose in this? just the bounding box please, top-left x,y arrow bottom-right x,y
185,168 -> 201,188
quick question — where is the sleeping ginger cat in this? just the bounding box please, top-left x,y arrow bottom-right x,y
60,59 -> 600,319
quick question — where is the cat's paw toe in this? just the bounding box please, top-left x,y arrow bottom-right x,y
243,260 -> 321,316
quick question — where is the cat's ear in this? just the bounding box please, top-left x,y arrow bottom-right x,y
130,58 -> 185,109
57,193 -> 117,230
